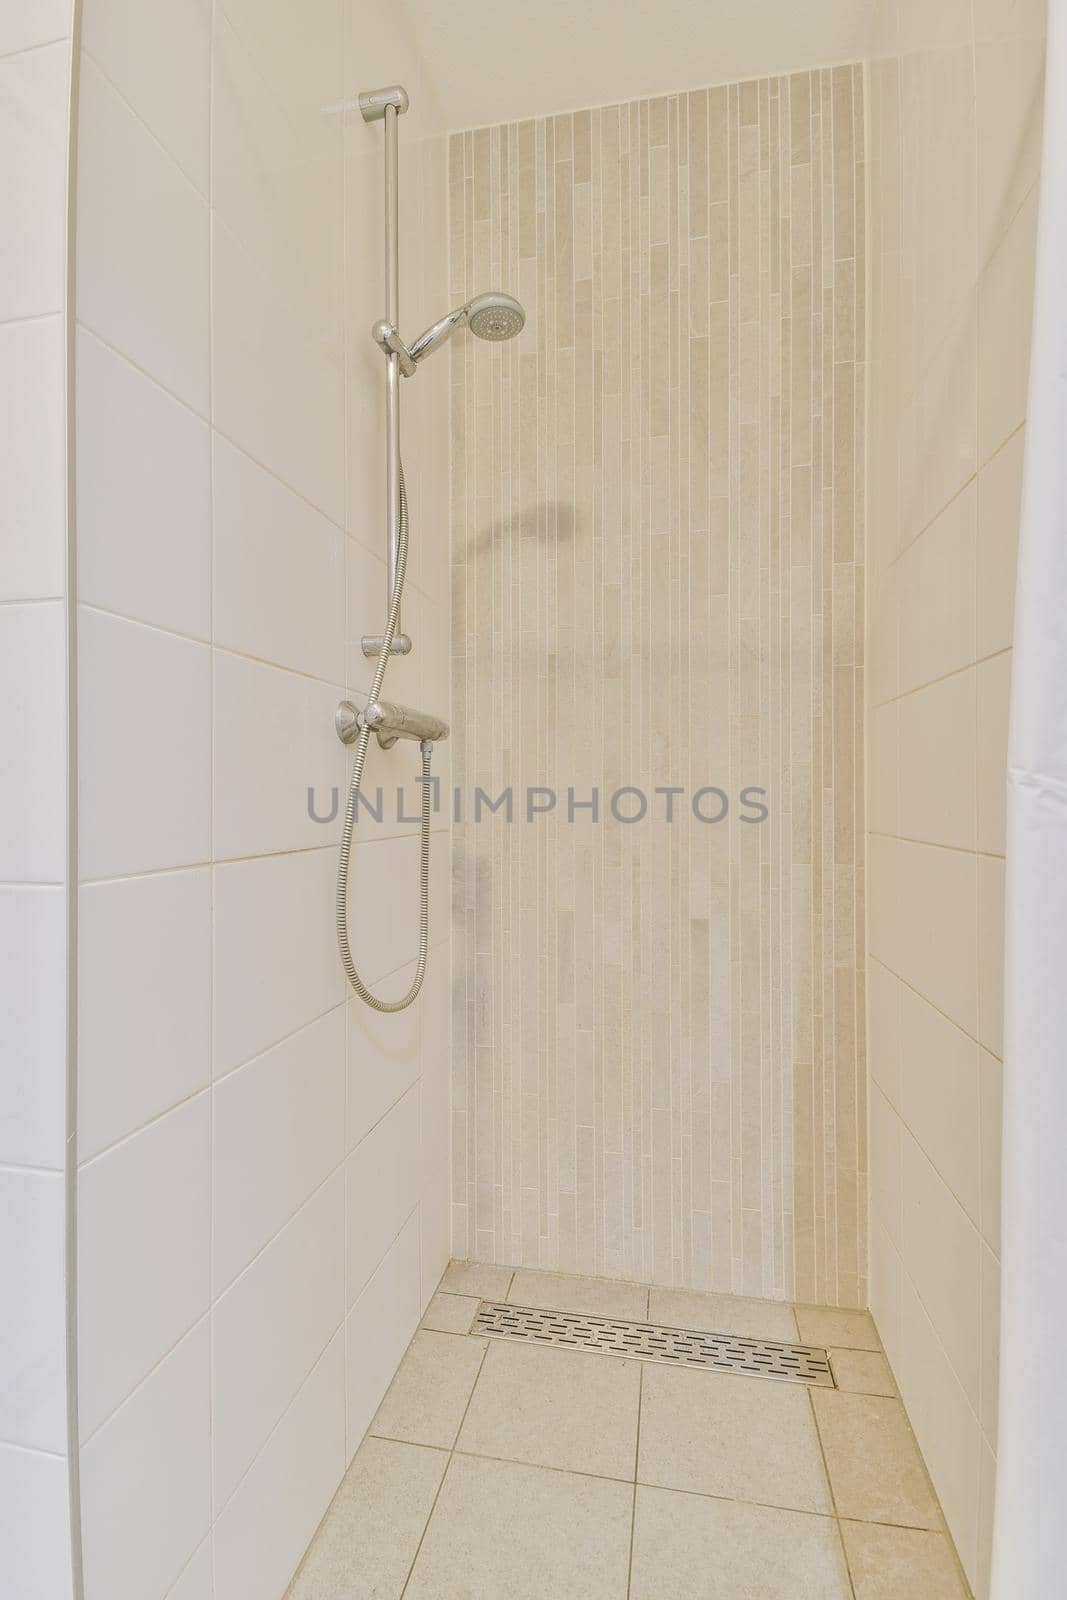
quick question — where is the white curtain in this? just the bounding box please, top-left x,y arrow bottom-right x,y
991,3 -> 1067,1592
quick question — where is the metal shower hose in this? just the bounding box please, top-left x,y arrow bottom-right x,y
335,464 -> 431,1011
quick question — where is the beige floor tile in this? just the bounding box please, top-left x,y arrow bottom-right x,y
458,1339 -> 641,1479
828,1348 -> 898,1397
285,1435 -> 447,1599
371,1330 -> 486,1449
421,1291 -> 480,1334
630,1485 -> 853,1599
650,1287 -> 799,1341
638,1365 -> 832,1513
403,1453 -> 633,1600
795,1306 -> 882,1351
841,1521 -> 970,1599
439,1260 -> 514,1298
509,1267 -> 649,1319
811,1390 -> 941,1528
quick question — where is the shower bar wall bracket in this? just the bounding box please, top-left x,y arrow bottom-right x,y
336,698 -> 449,750
358,85 -> 409,122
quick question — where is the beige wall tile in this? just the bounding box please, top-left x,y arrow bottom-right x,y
450,71 -> 866,1310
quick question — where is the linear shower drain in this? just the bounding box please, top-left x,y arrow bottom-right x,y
472,1301 -> 835,1387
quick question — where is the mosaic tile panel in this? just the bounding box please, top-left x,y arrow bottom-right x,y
449,67 -> 866,1308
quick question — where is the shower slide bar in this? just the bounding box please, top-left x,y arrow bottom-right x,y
360,83 -> 411,658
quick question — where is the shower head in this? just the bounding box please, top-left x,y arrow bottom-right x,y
406,291 -> 525,366
466,292 -> 525,341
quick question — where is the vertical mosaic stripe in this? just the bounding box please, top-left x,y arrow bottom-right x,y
450,67 -> 866,1309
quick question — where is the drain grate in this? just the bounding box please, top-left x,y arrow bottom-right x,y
472,1301 -> 835,1387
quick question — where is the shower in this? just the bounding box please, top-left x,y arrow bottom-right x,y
335,84 -> 525,1012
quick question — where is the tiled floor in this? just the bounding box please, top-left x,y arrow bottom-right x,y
286,1265 -> 971,1600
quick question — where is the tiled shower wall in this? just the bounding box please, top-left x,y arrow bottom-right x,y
0,4 -> 75,1593
450,69 -> 867,1306
68,3 -> 450,1597
866,0 -> 1045,1591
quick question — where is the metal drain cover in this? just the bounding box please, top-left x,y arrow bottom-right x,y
473,1301 -> 835,1387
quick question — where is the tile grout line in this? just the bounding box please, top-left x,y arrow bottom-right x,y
398,1325 -> 493,1598
626,1359 -> 644,1598
805,1385 -> 858,1600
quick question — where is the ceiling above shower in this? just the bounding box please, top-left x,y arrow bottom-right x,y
400,0 -> 877,129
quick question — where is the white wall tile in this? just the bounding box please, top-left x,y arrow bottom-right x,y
0,885 -> 65,1168
976,651 -> 1011,856
78,608 -> 211,879
974,0 -> 1045,262
81,0 -> 211,195
79,1094 -> 210,1438
76,330 -> 211,641
978,1048 -> 1002,1255
0,1170 -> 66,1452
212,218 -> 344,527
344,532 -> 390,696
419,956 -> 451,1303
79,868 -> 211,1160
868,1221 -> 903,1375
164,1542 -> 213,1600
345,1212 -> 421,1455
976,428 -> 1023,657
866,959 -> 901,1107
212,1170 -> 344,1511
212,437 -> 345,684
212,847 -> 344,1074
0,601 -> 65,882
343,835 -> 423,986
869,1086 -> 902,1252
213,1006 -> 345,1293
212,650 -> 345,860
979,1241 -> 1000,1447
346,974 -> 421,1152
896,482 -> 976,695
894,1273 -> 982,1588
0,316 -> 65,602
977,1434 -> 997,1600
867,7 -> 1041,1573
80,1320 -> 211,1600
898,985 -> 980,1225
76,57 -> 209,414
212,1332 -> 345,1600
897,669 -> 976,849
0,1443 -> 73,1600
978,184 -> 1038,465
210,6 -> 342,331
346,1085 -> 420,1305
0,43 -> 68,320
977,854 -> 1005,1057
901,1133 -> 981,1412
0,1 -> 72,55
895,841 -> 978,1034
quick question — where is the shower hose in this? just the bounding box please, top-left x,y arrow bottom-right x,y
336,463 -> 431,1012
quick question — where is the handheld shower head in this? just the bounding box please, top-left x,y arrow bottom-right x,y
406,290 -> 526,366
466,292 -> 525,341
